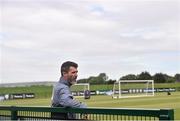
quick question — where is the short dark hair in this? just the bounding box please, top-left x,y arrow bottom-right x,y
61,61 -> 78,76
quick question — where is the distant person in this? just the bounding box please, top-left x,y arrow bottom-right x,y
51,61 -> 87,120
167,91 -> 171,95
84,90 -> 91,99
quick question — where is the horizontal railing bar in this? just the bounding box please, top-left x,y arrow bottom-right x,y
0,106 -> 170,117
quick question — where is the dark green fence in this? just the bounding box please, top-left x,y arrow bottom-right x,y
0,106 -> 174,120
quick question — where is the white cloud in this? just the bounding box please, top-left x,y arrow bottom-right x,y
0,0 -> 180,83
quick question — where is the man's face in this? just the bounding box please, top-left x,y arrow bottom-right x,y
64,66 -> 78,85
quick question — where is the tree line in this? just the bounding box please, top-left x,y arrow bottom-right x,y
77,72 -> 180,84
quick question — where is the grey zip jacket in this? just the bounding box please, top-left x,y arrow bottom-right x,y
51,77 -> 87,119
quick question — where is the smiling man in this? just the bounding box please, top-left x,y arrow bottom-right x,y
51,61 -> 87,119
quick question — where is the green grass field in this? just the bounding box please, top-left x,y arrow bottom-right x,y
0,92 -> 180,120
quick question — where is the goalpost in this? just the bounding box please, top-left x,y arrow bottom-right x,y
71,83 -> 90,98
112,80 -> 154,98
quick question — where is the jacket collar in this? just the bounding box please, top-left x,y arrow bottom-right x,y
59,77 -> 72,87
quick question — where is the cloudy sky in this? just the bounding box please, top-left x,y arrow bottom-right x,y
0,0 -> 180,83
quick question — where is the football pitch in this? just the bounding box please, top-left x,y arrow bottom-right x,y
0,92 -> 180,120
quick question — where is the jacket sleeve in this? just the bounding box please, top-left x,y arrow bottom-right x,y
58,86 -> 87,108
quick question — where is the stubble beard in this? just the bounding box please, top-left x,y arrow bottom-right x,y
69,76 -> 77,85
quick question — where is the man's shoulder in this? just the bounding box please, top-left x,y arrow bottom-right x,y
54,82 -> 68,89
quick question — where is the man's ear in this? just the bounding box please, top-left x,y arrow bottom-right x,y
62,72 -> 67,76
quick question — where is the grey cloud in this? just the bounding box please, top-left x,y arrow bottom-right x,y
1,0 -> 179,83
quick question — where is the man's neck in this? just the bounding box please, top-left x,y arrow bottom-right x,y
62,76 -> 68,81
59,77 -> 72,87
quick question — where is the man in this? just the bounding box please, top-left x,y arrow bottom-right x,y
51,61 -> 87,120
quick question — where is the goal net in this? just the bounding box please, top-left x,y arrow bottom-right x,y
71,83 -> 90,98
112,80 -> 154,98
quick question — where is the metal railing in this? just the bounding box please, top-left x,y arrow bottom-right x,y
0,106 -> 174,120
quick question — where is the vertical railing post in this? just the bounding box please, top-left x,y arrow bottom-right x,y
159,109 -> 174,121
11,106 -> 18,120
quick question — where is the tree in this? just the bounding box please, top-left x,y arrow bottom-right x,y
175,73 -> 180,82
107,79 -> 116,84
120,74 -> 137,80
98,73 -> 108,82
86,73 -> 108,84
77,79 -> 88,83
88,76 -> 99,84
163,74 -> 175,83
153,73 -> 166,83
137,71 -> 152,80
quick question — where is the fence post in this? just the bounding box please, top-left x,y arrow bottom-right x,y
159,109 -> 174,121
11,106 -> 18,120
